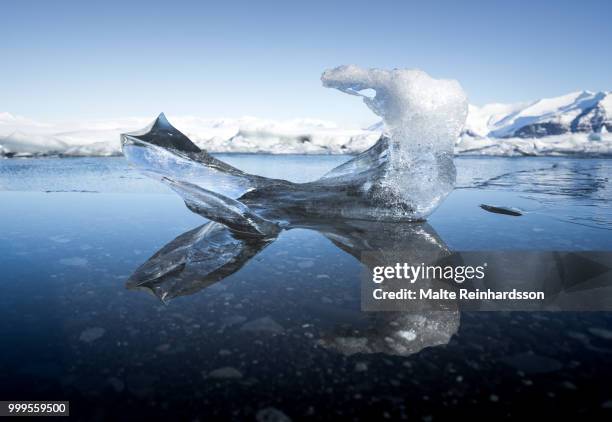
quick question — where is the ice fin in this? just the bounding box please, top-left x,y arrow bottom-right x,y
122,112 -> 201,153
121,113 -> 260,199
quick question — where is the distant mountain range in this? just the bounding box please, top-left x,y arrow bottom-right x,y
464,90 -> 611,139
456,91 -> 611,156
1,90 -> 611,157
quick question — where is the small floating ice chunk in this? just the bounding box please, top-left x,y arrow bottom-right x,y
397,329 -> 417,341
207,367 -> 243,380
79,327 -> 105,343
589,327 -> 612,340
240,316 -> 284,334
297,260 -> 314,269
60,257 -> 88,267
256,407 -> 292,422
50,235 -> 71,244
480,204 -> 523,216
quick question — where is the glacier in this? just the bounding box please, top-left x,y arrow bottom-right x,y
122,66 -> 468,223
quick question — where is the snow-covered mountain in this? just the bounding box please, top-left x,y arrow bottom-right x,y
458,90 -> 611,156
1,90 -> 611,157
464,90 -> 611,138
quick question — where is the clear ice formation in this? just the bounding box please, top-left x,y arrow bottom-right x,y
121,66 -> 468,356
121,66 -> 468,236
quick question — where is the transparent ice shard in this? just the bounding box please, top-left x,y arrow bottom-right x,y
121,112 -> 269,201
121,67 -> 468,229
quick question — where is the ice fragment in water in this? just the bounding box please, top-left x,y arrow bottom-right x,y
480,204 -> 523,216
121,66 -> 468,232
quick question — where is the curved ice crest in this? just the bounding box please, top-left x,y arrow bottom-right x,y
322,65 -> 468,217
121,67 -> 467,232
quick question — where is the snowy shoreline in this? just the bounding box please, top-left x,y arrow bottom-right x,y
2,87 -> 611,158
3,131 -> 611,158
3,141 -> 612,159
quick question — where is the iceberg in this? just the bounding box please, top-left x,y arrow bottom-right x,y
122,66 -> 468,226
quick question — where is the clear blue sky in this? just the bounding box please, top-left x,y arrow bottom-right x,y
2,0 -> 611,127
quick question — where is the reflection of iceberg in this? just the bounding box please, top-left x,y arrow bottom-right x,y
126,222 -> 275,302
122,66 -> 468,227
317,312 -> 459,357
127,218 -> 460,356
127,219 -> 451,302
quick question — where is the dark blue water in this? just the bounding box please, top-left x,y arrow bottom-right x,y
1,156 -> 611,419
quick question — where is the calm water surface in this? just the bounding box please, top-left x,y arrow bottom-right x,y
1,155 -> 611,419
